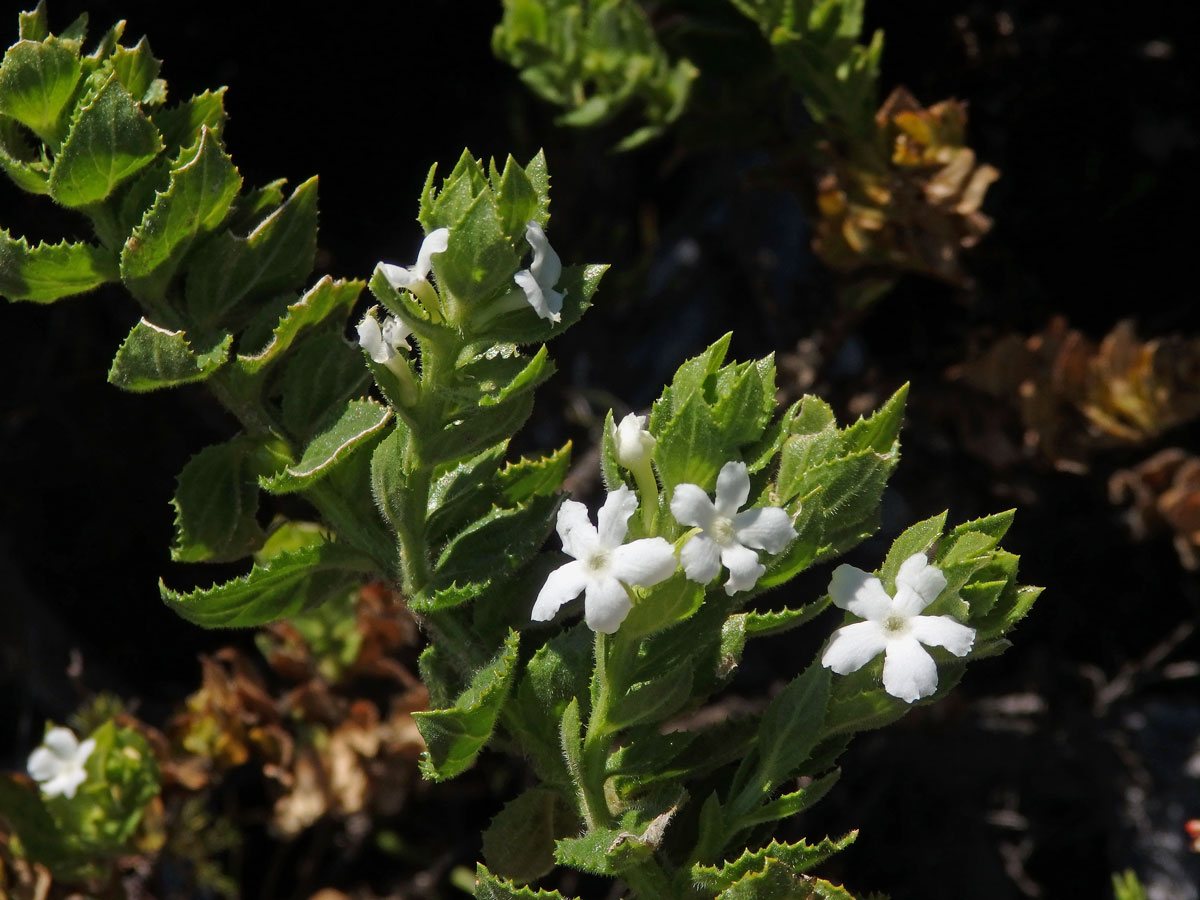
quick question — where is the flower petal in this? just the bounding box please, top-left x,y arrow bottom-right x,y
612,412 -> 656,468
381,316 -> 412,352
714,461 -> 751,518
356,316 -> 390,364
525,220 -> 562,290
515,269 -> 562,322
733,506 -> 796,554
881,636 -> 939,703
596,485 -> 638,548
379,262 -> 420,290
611,537 -> 677,588
556,500 -> 597,560
415,227 -> 450,279
532,560 -> 588,622
893,553 -> 946,615
720,542 -> 765,595
680,533 -> 721,584
583,576 -> 633,634
26,747 -> 58,781
46,766 -> 88,799
42,727 -> 79,759
670,483 -> 716,530
828,565 -> 892,620
821,620 -> 889,674
910,615 -> 975,657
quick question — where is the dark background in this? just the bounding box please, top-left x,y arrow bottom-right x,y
2,1 -> 1199,898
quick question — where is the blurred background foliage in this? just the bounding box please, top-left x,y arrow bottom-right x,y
1,1 -> 1198,898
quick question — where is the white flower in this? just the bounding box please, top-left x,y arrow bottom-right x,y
357,310 -> 411,367
611,412 -> 656,469
27,726 -> 95,799
532,485 -> 677,633
670,461 -> 797,596
514,220 -> 565,323
379,227 -> 450,290
821,553 -> 976,703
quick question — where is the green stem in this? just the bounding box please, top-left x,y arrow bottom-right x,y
630,460 -> 660,534
579,631 -> 639,828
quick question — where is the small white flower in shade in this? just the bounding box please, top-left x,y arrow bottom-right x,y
357,311 -> 412,367
821,553 -> 976,703
27,726 -> 95,799
670,461 -> 797,596
379,227 -> 450,290
611,412 -> 656,469
532,485 -> 678,633
514,220 -> 565,323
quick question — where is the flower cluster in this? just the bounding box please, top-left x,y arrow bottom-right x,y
27,726 -> 95,799
821,553 -> 975,702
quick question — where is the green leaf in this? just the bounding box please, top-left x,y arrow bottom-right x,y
620,571 -> 705,640
48,71 -> 164,207
415,628 -> 520,780
732,663 -> 831,811
0,776 -> 69,867
692,832 -> 857,892
421,148 -> 489,231
0,116 -> 51,194
0,36 -> 82,144
482,787 -> 579,884
185,175 -> 318,329
425,443 -> 508,541
840,383 -> 907,453
608,662 -> 693,730
659,332 -> 732,419
455,343 -> 555,407
169,435 -> 278,563
495,153 -> 542,242
420,392 -> 535,465
712,357 -> 775,448
261,399 -> 391,495
151,88 -> 227,152
18,4 -> 50,41
434,186 -> 521,311
754,490 -> 820,589
879,512 -> 947,593
109,36 -> 163,105
775,428 -> 841,506
0,230 -> 117,302
738,770 -> 841,827
655,392 -> 724,492
119,127 -> 242,303
483,263 -> 606,345
107,317 -> 231,392
432,493 -> 560,591
511,624 -> 593,784
802,449 -> 896,561
161,540 -> 375,628
497,442 -> 571,504
560,696 -> 585,794
277,330 -> 370,442
235,276 -> 362,375
949,509 -> 1015,545
475,864 -> 574,900
744,599 -> 829,639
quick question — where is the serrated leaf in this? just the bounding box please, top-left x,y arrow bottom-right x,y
482,787 -> 579,884
0,230 -> 117,302
120,127 -> 241,302
775,428 -> 841,505
840,383 -> 907,453
0,116 -> 51,194
620,571 -> 705,640
495,153 -> 541,242
414,628 -> 520,780
715,856 -> 802,900
420,392 -> 535,465
107,317 -> 231,391
169,435 -> 276,563
475,863 -> 574,900
608,663 -> 693,731
713,357 -> 775,448
692,832 -> 857,892
425,443 -> 508,541
511,624 -> 593,784
278,330 -> 369,442
185,176 -> 317,329
482,263 -> 606,345
949,509 -> 1015,545
109,36 -> 162,105
161,540 -> 375,628
434,186 -> 521,309
18,4 -> 50,41
151,88 -> 227,152
456,343 -> 555,407
433,493 -> 560,590
663,332 -> 732,416
0,36 -> 81,144
497,442 -> 571,504
422,148 -> 489,230
656,392 -> 724,492
744,599 -> 828,639
236,276 -> 362,375
261,399 -> 391,494
560,696 -> 585,792
879,512 -> 946,593
48,71 -> 163,207
802,449 -> 897,560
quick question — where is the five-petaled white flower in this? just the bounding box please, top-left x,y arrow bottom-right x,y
821,553 -> 975,703
357,310 -> 412,369
532,485 -> 677,633
379,227 -> 450,291
670,461 -> 797,596
515,220 -> 565,323
27,726 -> 95,799
611,412 -> 656,469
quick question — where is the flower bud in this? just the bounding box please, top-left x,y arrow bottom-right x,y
611,413 -> 656,469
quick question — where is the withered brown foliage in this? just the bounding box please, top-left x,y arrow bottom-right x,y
1110,448 -> 1200,570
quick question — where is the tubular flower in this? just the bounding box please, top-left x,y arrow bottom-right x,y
357,309 -> 412,364
670,461 -> 797,595
611,412 -> 656,469
821,553 -> 976,703
379,227 -> 450,291
532,485 -> 677,633
515,220 -> 565,323
27,726 -> 95,799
